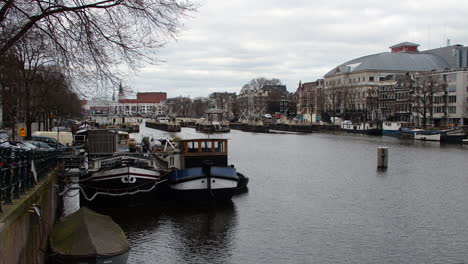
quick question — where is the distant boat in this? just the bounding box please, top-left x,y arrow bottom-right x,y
440,129 -> 467,143
382,121 -> 415,136
50,207 -> 130,264
340,121 -> 382,136
414,130 -> 442,141
406,128 -> 466,142
196,108 -> 230,133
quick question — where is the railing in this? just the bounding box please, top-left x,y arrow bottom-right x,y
0,148 -> 61,213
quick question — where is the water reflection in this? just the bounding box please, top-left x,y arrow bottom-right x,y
166,202 -> 238,264
91,202 -> 238,264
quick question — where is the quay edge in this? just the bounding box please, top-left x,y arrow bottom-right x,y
0,170 -> 59,264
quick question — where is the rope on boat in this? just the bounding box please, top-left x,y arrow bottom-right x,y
78,179 -> 167,202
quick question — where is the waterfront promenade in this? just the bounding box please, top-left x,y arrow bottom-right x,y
0,150 -> 61,264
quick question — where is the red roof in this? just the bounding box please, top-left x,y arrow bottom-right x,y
118,92 -> 167,104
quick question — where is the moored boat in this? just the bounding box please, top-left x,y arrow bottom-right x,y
382,121 -> 415,136
154,138 -> 247,201
79,129 -> 166,203
195,108 -> 230,133
414,130 -> 441,141
340,121 -> 382,136
411,129 -> 466,142
80,154 -> 166,202
50,207 -> 130,264
440,129 -> 467,143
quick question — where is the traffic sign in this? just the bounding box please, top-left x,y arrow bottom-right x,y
20,128 -> 27,137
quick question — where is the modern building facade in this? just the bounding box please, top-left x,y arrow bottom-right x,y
82,89 -> 167,117
413,68 -> 468,126
113,91 -> 167,116
315,41 -> 468,126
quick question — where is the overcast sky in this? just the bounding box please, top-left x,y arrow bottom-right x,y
125,0 -> 468,98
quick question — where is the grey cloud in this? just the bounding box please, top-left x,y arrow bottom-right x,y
124,0 -> 468,98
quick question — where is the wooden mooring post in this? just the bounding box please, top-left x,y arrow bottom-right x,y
377,147 -> 388,169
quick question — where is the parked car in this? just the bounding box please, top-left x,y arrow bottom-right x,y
32,131 -> 73,146
31,136 -> 66,149
0,130 -> 9,142
27,140 -> 56,151
0,141 -> 35,151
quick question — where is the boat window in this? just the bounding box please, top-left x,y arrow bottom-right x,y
188,141 -> 199,152
215,141 -> 225,152
119,136 -> 127,144
202,141 -> 212,152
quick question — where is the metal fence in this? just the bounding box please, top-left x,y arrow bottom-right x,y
0,149 -> 61,213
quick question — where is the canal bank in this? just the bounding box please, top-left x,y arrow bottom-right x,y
0,169 -> 59,264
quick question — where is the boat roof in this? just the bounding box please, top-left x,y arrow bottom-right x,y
91,153 -> 155,161
178,138 -> 227,142
205,108 -> 225,113
50,207 -> 129,257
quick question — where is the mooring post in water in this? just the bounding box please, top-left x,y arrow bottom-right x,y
377,147 -> 388,169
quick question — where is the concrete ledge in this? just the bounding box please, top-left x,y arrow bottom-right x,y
0,169 -> 56,228
0,169 -> 59,264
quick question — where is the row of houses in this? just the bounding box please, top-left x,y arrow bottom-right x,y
296,42 -> 468,127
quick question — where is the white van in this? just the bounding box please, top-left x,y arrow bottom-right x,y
32,131 -> 74,146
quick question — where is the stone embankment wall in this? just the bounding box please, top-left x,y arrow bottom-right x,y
0,172 -> 58,264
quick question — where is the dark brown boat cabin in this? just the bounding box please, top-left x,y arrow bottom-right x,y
178,139 -> 228,168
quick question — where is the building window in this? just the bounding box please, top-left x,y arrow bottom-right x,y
448,106 -> 457,114
362,77 -> 366,82
448,85 -> 457,93
369,76 -> 374,82
448,96 -> 457,103
447,73 -> 457,82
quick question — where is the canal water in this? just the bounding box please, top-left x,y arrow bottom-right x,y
64,124 -> 468,264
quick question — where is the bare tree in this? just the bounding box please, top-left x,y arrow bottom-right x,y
0,1 -> 196,90
411,75 -> 442,128
14,29 -> 54,137
324,87 -> 345,123
240,77 -> 282,94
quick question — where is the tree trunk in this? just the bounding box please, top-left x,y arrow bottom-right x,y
24,83 -> 32,139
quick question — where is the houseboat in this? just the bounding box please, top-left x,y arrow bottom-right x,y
195,109 -> 230,133
382,121 -> 415,136
79,129 -> 166,202
340,121 -> 382,136
145,117 -> 181,132
154,138 -> 247,201
411,129 -> 466,142
80,154 -> 165,202
440,129 -> 467,143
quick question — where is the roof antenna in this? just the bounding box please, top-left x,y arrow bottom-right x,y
427,25 -> 431,50
443,24 -> 446,48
